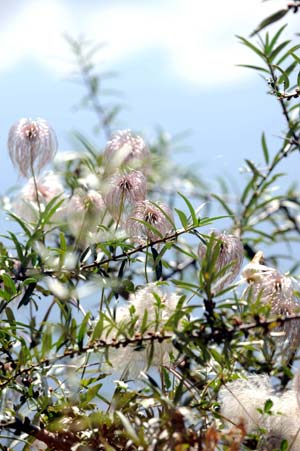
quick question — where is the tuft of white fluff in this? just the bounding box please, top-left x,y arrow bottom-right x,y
106,283 -> 180,378
219,375 -> 300,450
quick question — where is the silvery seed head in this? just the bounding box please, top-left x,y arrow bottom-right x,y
126,200 -> 174,244
198,231 -> 244,293
242,252 -> 300,352
8,118 -> 58,178
104,129 -> 151,173
107,283 -> 180,377
220,375 -> 300,450
104,170 -> 147,221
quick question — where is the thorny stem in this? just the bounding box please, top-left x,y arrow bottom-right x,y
2,312 -> 300,390
21,223 -> 200,280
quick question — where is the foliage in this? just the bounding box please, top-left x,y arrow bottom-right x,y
1,3 -> 300,451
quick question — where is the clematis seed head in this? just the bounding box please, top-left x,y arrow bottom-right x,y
8,117 -> 58,178
198,231 -> 244,293
104,129 -> 151,173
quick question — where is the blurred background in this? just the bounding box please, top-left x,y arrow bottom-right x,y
0,0 -> 298,194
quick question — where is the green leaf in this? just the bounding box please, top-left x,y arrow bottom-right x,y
1,274 -> 17,296
276,44 -> 300,65
237,64 -> 269,73
269,40 -> 290,63
272,64 -> 290,89
78,312 -> 91,349
245,159 -> 262,176
267,24 -> 287,54
178,192 -> 198,225
42,325 -> 53,356
240,174 -> 258,205
280,439 -> 288,451
40,196 -> 65,225
8,212 -> 32,237
91,316 -> 104,341
210,194 -> 234,216
74,131 -> 99,160
175,208 -> 188,229
237,36 -> 265,59
264,398 -> 273,413
291,52 -> 300,64
261,132 -> 269,164
250,9 -> 288,37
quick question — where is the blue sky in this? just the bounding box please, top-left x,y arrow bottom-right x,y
0,0 -> 298,194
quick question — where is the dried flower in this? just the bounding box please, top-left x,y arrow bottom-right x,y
126,200 -> 174,244
104,129 -> 151,173
242,252 -> 300,352
8,118 -> 58,178
13,172 -> 64,222
107,283 -> 180,377
220,375 -> 300,450
104,170 -> 147,221
198,231 -> 244,293
67,189 -> 107,247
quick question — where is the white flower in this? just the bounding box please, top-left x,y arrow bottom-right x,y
8,118 -> 57,178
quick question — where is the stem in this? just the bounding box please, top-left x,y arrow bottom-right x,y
30,149 -> 42,217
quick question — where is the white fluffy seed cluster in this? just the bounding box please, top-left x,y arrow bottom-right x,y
220,375 -> 300,450
242,251 -> 300,353
106,283 -> 180,377
103,129 -> 174,243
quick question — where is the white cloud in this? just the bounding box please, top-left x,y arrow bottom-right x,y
0,0 -> 291,85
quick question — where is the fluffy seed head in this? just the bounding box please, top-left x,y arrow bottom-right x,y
104,170 -> 147,220
198,231 -> 244,293
69,189 -> 105,215
104,129 -> 151,173
68,189 -> 107,246
220,375 -> 300,450
126,200 -> 174,244
242,252 -> 300,351
107,283 -> 180,377
8,118 -> 58,178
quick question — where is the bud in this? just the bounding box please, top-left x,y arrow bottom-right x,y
104,170 -> 147,221
104,129 -> 151,173
198,231 -> 244,293
8,118 -> 58,177
126,200 -> 174,244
